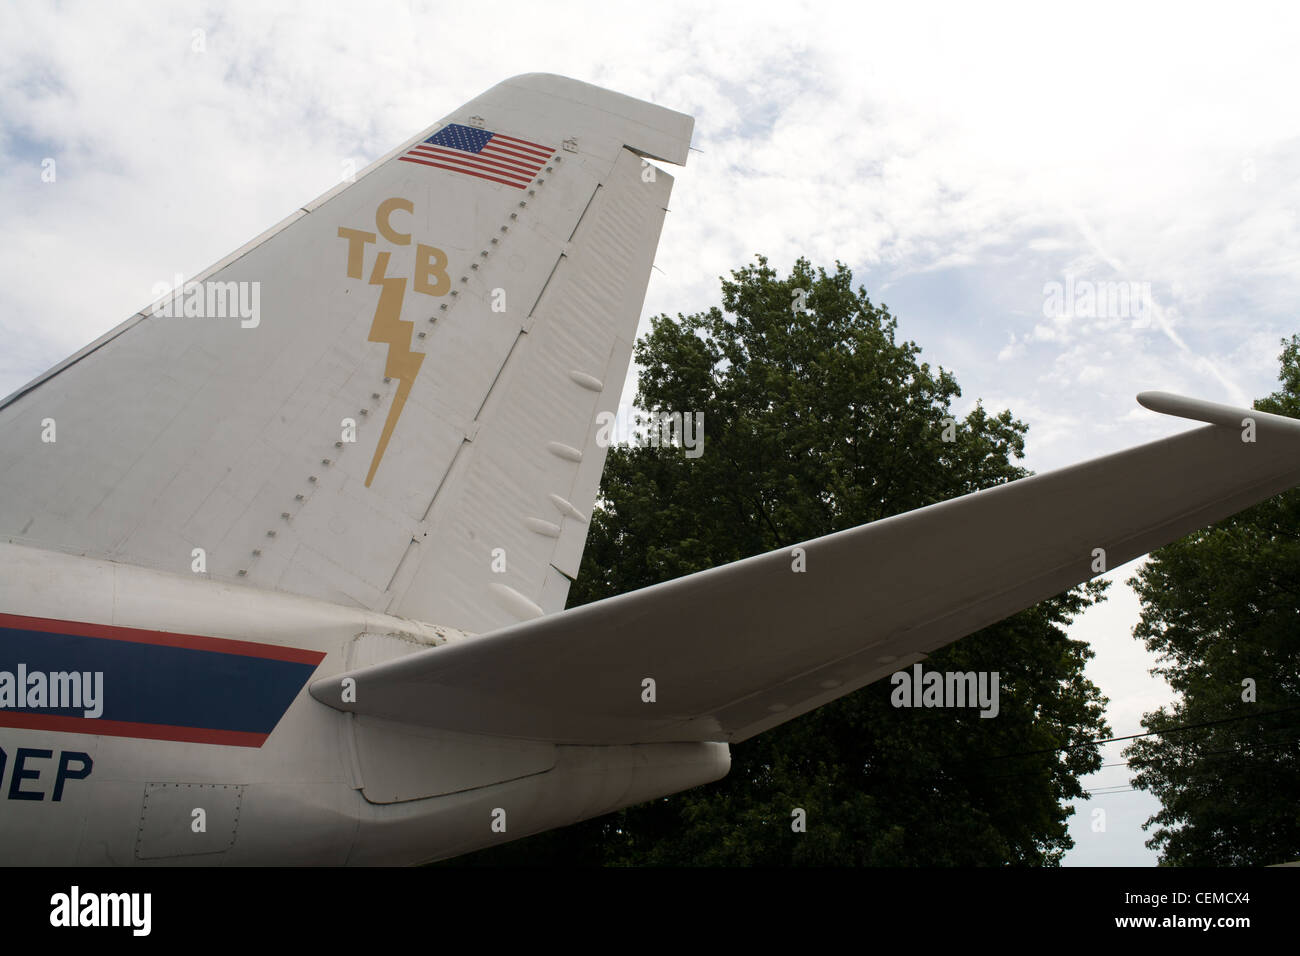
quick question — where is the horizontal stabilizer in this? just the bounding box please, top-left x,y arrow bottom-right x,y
1137,390 -> 1299,432
310,394 -> 1300,744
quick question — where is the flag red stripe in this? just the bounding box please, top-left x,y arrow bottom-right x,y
398,155 -> 528,188
480,143 -> 550,167
485,142 -> 551,163
406,147 -> 533,182
489,132 -> 552,155
412,144 -> 538,177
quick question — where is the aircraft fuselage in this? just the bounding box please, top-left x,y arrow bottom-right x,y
0,541 -> 728,865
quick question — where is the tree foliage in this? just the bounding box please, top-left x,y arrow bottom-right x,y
454,256 -> 1109,866
1125,336 -> 1300,866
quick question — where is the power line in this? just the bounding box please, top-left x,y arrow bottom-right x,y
989,703 -> 1300,761
1085,730 -> 1300,776
974,709 -> 1300,783
1082,739 -> 1300,795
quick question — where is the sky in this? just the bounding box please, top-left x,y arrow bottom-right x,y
3,0 -> 1299,865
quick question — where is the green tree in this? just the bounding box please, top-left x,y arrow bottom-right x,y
454,256 -> 1109,866
1125,336 -> 1300,866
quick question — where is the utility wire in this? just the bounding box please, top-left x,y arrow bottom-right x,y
973,711 -> 1300,782
988,703 -> 1300,760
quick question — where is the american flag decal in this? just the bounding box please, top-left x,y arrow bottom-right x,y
398,123 -> 552,189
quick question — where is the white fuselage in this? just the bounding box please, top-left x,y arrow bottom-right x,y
0,542 -> 728,865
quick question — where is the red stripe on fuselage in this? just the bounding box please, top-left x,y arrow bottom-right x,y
0,612 -> 326,664
0,711 -> 269,747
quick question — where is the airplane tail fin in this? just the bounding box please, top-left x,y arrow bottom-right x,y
0,74 -> 692,633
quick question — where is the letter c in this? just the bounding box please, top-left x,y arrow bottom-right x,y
376,197 -> 414,245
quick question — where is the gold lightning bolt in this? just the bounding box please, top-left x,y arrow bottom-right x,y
364,249 -> 425,487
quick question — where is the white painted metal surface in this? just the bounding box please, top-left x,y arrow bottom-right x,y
0,73 -> 687,635
2,73 -> 1298,866
313,402 -> 1300,744
0,75 -> 724,866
